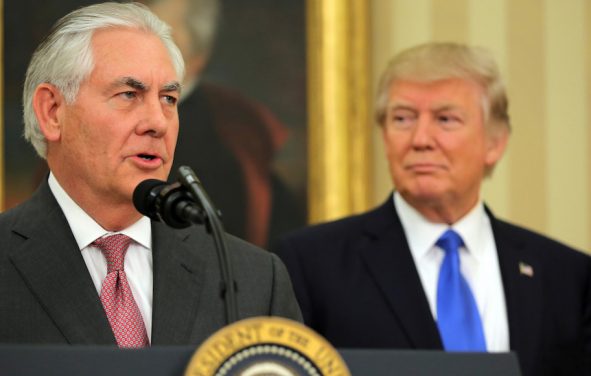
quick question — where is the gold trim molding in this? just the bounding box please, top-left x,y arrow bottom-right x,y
306,0 -> 372,223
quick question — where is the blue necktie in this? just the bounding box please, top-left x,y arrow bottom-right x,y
436,229 -> 486,351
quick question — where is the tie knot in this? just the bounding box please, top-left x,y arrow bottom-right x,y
92,234 -> 132,273
436,229 -> 464,255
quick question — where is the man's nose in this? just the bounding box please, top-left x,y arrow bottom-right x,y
136,97 -> 169,137
410,116 -> 435,149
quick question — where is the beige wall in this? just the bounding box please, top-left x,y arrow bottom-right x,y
371,0 -> 590,252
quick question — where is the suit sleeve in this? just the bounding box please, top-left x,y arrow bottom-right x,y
268,252 -> 304,323
272,236 -> 314,327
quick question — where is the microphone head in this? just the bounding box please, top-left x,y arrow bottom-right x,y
178,165 -> 201,185
133,179 -> 166,219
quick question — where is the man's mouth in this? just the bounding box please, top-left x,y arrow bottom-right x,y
138,153 -> 157,161
406,163 -> 445,173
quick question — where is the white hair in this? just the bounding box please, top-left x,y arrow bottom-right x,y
23,2 -> 185,158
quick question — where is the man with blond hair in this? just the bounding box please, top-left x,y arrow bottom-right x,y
275,42 -> 591,376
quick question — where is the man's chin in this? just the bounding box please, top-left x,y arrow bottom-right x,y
399,185 -> 448,205
125,172 -> 165,197
138,168 -> 170,183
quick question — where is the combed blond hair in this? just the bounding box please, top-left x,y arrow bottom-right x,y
375,42 -> 510,133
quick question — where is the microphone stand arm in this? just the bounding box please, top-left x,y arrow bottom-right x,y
178,166 -> 238,325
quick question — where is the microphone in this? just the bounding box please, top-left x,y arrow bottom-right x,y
133,168 -> 238,324
177,166 -> 238,324
133,179 -> 205,228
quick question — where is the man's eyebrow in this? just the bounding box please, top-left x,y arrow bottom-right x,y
123,77 -> 147,90
109,76 -> 148,92
162,81 -> 182,94
107,78 -> 182,95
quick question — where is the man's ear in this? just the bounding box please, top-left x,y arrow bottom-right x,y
484,125 -> 510,167
32,83 -> 65,141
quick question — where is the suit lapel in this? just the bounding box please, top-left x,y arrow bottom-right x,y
488,208 -> 543,365
8,182 -> 114,344
150,222 -> 206,345
360,198 -> 442,349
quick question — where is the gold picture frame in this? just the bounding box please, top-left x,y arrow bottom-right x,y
306,0 -> 372,223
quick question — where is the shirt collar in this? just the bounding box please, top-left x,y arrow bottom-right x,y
48,172 -> 152,251
394,191 -> 489,260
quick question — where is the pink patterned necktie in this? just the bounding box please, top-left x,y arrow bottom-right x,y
93,234 -> 149,348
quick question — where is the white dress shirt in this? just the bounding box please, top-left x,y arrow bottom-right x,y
394,192 -> 509,352
48,173 -> 154,341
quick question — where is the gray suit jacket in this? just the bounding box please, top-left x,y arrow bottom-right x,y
0,180 -> 302,345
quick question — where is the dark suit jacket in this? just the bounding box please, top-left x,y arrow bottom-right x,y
274,197 -> 591,376
0,180 -> 302,346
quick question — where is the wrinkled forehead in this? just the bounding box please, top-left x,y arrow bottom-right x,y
88,27 -> 179,82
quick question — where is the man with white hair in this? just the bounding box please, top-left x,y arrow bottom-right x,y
0,2 -> 301,347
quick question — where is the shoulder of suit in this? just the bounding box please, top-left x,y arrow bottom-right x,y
277,199 -> 395,249
0,183 -> 57,230
492,216 -> 589,261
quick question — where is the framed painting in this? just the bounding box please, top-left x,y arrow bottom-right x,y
1,0 -> 371,246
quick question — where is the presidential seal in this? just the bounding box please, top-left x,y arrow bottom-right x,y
184,317 -> 350,376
